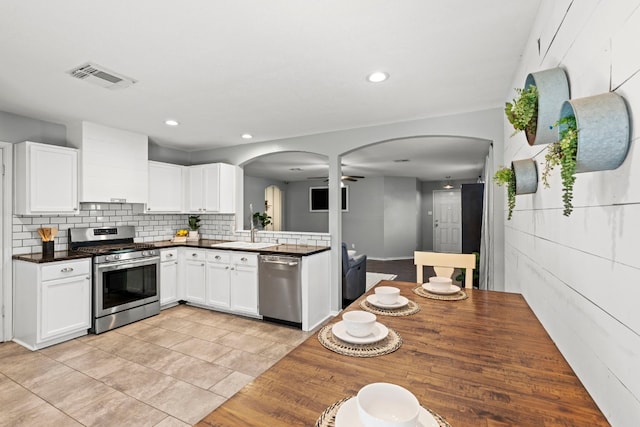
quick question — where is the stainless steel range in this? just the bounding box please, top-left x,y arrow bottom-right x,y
69,226 -> 160,334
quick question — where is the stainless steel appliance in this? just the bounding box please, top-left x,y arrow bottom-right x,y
69,226 -> 160,334
258,254 -> 302,328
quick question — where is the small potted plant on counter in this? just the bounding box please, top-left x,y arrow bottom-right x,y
253,212 -> 272,230
187,215 -> 201,240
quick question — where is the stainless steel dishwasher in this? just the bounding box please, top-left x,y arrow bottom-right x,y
258,254 -> 302,327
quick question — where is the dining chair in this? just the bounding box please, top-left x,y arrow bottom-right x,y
414,251 -> 476,288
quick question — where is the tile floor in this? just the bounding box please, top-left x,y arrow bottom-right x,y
0,305 -> 314,426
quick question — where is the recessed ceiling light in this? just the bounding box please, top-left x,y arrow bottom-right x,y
241,133 -> 253,139
367,71 -> 389,83
165,119 -> 179,126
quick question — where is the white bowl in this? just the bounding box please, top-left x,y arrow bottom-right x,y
347,249 -> 357,257
342,310 -> 377,337
374,286 -> 400,305
357,382 -> 420,427
428,276 -> 452,291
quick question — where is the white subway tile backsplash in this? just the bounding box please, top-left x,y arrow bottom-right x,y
13,203 -> 330,254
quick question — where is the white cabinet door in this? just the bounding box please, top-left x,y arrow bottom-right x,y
14,141 -> 79,215
183,250 -> 206,304
160,260 -> 179,306
202,164 -> 221,212
148,161 -> 184,213
185,163 -> 237,214
187,165 -> 205,212
206,262 -> 231,309
230,264 -> 258,315
40,274 -> 91,341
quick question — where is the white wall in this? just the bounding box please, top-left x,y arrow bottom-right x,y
504,1 -> 640,424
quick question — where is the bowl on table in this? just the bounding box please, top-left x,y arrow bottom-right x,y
374,286 -> 401,305
356,382 -> 420,427
342,310 -> 377,337
427,276 -> 453,292
347,249 -> 357,258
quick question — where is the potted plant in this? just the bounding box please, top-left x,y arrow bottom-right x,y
187,215 -> 201,240
505,85 -> 538,141
542,115 -> 578,217
493,167 -> 516,220
519,68 -> 570,145
494,159 -> 538,220
252,212 -> 272,230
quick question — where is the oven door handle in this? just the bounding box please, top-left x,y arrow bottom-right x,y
97,257 -> 159,272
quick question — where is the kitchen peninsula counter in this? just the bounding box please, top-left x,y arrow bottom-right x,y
197,280 -> 608,426
152,239 -> 330,256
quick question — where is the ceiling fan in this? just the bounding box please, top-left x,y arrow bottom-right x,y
307,175 -> 365,182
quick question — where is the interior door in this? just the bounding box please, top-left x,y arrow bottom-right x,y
264,185 -> 283,231
433,189 -> 462,253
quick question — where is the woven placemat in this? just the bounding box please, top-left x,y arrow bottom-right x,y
317,324 -> 402,357
413,285 -> 468,301
359,299 -> 420,316
315,396 -> 452,427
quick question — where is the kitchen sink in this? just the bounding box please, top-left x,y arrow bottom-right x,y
211,241 -> 277,249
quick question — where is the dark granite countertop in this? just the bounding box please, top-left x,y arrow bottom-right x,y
13,240 -> 330,264
12,251 -> 93,264
152,239 -> 330,256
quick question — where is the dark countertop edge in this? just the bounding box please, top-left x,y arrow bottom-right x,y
12,240 -> 331,264
152,240 -> 331,256
13,251 -> 93,264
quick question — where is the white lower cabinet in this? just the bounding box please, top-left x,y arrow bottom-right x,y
176,248 -> 258,317
160,249 -> 179,307
13,258 -> 92,350
183,249 -> 206,305
229,253 -> 259,315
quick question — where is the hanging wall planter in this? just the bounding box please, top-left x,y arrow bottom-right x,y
512,158 -> 538,194
523,67 -> 570,146
559,92 -> 630,173
493,158 -> 537,220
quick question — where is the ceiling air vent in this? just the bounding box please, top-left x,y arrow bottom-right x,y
67,62 -> 137,90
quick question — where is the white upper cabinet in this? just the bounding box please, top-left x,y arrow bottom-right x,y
186,163 -> 238,213
67,121 -> 148,203
14,141 -> 79,215
147,161 -> 185,213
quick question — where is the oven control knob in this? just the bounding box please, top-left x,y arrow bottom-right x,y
143,250 -> 155,257
114,254 -> 121,260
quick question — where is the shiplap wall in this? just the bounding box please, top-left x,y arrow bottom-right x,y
504,1 -> 640,425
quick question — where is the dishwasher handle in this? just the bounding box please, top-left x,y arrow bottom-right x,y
262,259 -> 299,267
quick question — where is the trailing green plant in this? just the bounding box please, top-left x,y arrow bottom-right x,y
542,116 -> 578,216
252,212 -> 272,228
187,215 -> 201,231
505,85 -> 539,138
493,166 -> 516,220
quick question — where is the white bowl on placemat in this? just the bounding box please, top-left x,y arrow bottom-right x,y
428,276 -> 452,292
356,383 -> 420,427
374,286 -> 400,305
342,310 -> 377,337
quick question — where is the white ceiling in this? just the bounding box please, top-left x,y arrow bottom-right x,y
0,1 -> 540,180
244,136 -> 491,182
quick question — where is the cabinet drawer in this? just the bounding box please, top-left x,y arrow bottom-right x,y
161,249 -> 178,262
183,249 -> 206,260
231,252 -> 258,267
41,259 -> 91,281
207,250 -> 230,263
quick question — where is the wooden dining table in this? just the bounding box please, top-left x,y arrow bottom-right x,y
197,281 -> 609,426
